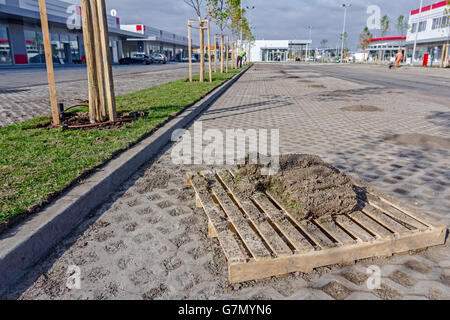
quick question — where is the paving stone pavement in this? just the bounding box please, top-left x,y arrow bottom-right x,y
4,63 -> 450,300
0,64 -> 199,127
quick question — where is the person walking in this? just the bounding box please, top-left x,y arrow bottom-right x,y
237,51 -> 246,68
395,49 -> 403,69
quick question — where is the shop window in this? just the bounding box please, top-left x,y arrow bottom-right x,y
411,23 -> 417,33
25,30 -> 45,63
418,21 -> 427,32
0,26 -> 12,64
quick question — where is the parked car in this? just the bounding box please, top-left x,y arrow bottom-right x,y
119,54 -> 153,65
181,56 -> 198,63
29,54 -> 62,64
151,53 -> 167,64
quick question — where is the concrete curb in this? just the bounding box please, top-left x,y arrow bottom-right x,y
0,65 -> 252,295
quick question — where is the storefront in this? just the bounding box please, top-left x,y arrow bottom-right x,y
406,1 -> 450,65
0,0 -> 143,66
249,40 -> 312,62
0,25 -> 12,64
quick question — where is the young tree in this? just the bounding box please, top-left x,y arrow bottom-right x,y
397,15 -> 409,36
206,0 -> 230,72
320,39 -> 328,48
359,26 -> 373,63
380,15 -> 390,37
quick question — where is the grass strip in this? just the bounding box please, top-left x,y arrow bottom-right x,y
0,67 -> 246,224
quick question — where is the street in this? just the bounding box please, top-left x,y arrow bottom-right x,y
4,63 -> 449,300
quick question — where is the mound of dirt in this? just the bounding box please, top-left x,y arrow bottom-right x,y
340,105 -> 381,112
384,133 -> 450,150
235,154 -> 358,220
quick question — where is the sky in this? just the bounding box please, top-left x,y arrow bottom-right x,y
64,0 -> 440,50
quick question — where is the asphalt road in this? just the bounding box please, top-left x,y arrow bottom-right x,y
0,63 -> 197,90
285,63 -> 450,100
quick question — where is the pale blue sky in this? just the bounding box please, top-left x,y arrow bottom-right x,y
64,0 -> 439,49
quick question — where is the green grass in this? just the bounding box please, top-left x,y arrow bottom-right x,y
0,67 -> 246,224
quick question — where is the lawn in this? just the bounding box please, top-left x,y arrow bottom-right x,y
0,67 -> 247,225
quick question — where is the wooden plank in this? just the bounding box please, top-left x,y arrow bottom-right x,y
207,20 -> 213,82
220,34 -> 224,73
335,215 -> 374,242
360,203 -> 412,234
229,227 -> 446,283
207,175 -> 272,260
199,20 -> 205,82
265,192 -> 336,248
96,0 -> 117,121
81,0 -> 99,122
252,193 -> 315,253
188,22 -> 192,82
216,171 -> 292,257
315,219 -> 356,246
349,211 -> 393,239
91,0 -> 106,121
187,173 -> 246,263
299,221 -> 336,249
38,0 -> 60,126
365,194 -> 429,231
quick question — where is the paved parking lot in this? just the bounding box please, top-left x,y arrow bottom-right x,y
4,63 -> 450,300
0,63 -> 199,126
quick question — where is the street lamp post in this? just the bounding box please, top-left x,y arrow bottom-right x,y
246,5 -> 255,62
307,25 -> 312,60
411,0 -> 424,65
341,3 -> 351,61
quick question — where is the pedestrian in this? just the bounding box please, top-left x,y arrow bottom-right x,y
237,51 -> 246,68
395,49 -> 403,69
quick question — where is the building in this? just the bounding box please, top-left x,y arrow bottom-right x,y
0,0 -> 192,66
0,0 -> 145,65
120,24 -> 190,61
366,36 -> 406,63
249,40 -> 312,62
406,0 -> 450,64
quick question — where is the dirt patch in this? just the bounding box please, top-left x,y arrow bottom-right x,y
234,154 -> 358,220
340,105 -> 382,112
384,133 -> 450,150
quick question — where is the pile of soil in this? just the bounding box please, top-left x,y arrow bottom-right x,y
235,154 -> 358,220
384,133 -> 450,150
340,105 -> 381,112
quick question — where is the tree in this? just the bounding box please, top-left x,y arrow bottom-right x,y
397,15 -> 409,36
206,0 -> 229,34
380,15 -> 390,37
359,26 -> 373,63
184,0 -> 205,19
320,39 -> 328,48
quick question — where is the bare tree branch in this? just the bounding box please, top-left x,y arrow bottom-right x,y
184,0 -> 204,19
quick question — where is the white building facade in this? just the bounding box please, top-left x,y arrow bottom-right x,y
406,0 -> 450,64
249,40 -> 312,62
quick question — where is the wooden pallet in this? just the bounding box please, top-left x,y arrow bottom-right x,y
186,170 -> 447,284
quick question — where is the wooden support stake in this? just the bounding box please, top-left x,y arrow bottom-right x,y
91,0 -> 106,122
225,35 -> 229,73
81,0 -> 99,122
220,34 -> 224,73
199,21 -> 205,82
96,0 -> 117,121
214,34 -> 217,73
207,20 -> 212,82
188,22 -> 192,82
38,0 -> 60,126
